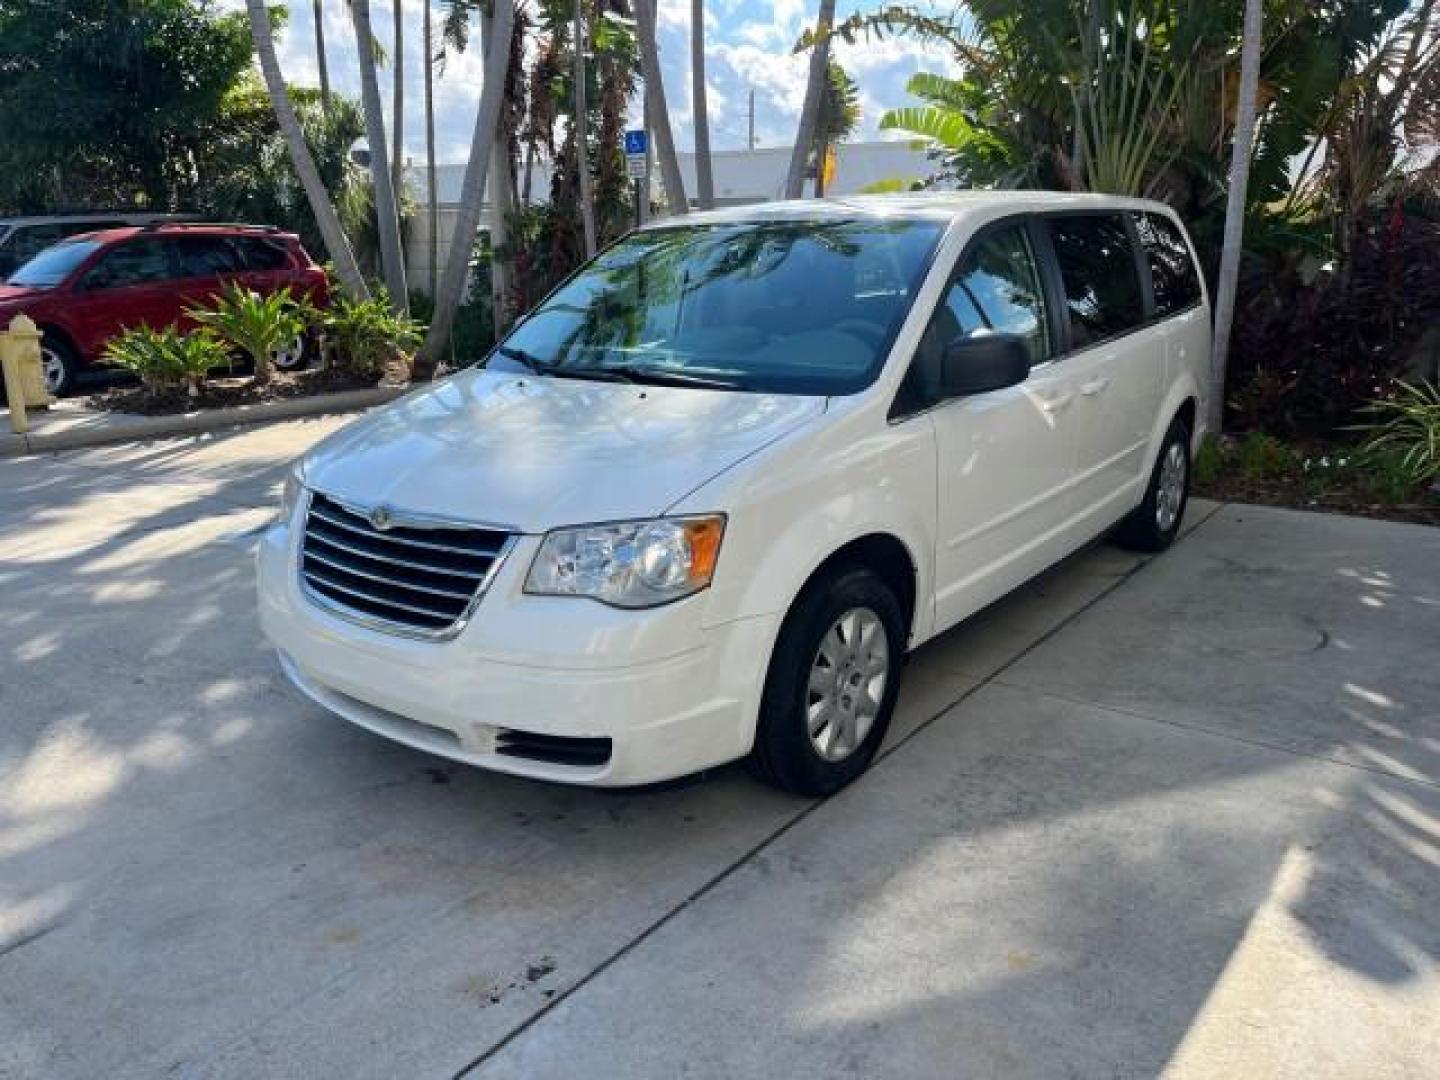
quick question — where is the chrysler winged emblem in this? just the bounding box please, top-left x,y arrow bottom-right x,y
369,505 -> 395,531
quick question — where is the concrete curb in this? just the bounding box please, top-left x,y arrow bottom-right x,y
1,386 -> 404,458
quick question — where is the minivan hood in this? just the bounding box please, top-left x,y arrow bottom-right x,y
302,368 -> 826,533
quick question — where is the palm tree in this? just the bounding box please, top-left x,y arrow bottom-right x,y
481,2 -> 514,324
1209,0 -> 1264,435
423,0 -> 438,297
573,0 -> 597,257
244,0 -> 369,300
420,0 -> 515,369
349,0 -> 409,313
813,61 -> 859,197
785,0 -> 836,199
635,0 -> 687,215
313,0 -> 331,106
391,0 -> 405,204
691,0 -> 715,209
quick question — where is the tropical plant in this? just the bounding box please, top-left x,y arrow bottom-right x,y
245,0 -> 371,301
814,61 -> 861,196
103,325 -> 231,396
188,283 -> 306,386
1357,380 -> 1440,483
323,290 -> 425,379
786,0 -> 838,198
196,77 -> 369,270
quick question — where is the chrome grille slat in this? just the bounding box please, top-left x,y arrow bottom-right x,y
299,492 -> 513,638
303,569 -> 460,622
302,549 -> 477,601
305,530 -> 487,581
308,504 -> 505,557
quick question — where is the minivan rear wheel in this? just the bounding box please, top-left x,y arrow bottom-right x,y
748,566 -> 905,796
1115,416 -> 1191,552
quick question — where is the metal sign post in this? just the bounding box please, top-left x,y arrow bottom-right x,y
625,129 -> 649,229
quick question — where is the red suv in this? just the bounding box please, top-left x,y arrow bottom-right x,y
0,224 -> 329,395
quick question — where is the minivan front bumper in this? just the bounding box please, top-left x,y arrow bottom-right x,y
256,515 -> 777,786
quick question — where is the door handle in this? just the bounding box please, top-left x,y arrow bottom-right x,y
1040,393 -> 1074,414
1080,377 -> 1110,397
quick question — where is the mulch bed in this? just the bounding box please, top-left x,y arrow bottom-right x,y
1195,476 -> 1440,527
85,367 -> 377,417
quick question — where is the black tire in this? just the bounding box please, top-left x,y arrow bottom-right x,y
1114,416 -> 1191,553
748,565 -> 906,797
40,332 -> 79,397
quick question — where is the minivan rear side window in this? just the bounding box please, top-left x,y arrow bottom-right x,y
1045,214 -> 1145,349
1135,212 -> 1202,316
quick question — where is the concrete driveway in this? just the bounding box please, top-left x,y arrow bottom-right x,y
1,419 -> 1436,1079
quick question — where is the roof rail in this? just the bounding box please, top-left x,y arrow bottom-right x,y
138,221 -> 284,234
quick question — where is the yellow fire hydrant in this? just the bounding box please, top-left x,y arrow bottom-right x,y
0,313 -> 53,434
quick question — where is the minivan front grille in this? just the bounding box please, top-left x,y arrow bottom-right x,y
299,492 -> 513,638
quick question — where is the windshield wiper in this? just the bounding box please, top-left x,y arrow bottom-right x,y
589,364 -> 743,390
493,345 -> 552,373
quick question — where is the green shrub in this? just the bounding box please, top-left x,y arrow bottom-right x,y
1355,380 -> 1440,484
188,283 -> 305,385
103,325 -> 230,395
1192,435 -> 1226,487
1234,432 -> 1299,481
322,289 -> 424,380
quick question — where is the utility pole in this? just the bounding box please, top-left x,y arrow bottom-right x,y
747,89 -> 755,151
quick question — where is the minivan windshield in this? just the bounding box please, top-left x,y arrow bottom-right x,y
7,238 -> 101,287
488,219 -> 944,395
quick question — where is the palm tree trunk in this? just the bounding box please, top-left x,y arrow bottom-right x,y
1208,0 -> 1263,436
245,0 -> 369,300
691,0 -> 714,209
482,3 -> 513,331
391,0 -> 405,205
313,0 -> 331,107
350,0 -> 409,313
784,0 -> 836,199
572,0 -> 597,257
420,0 -> 515,371
424,0 -> 438,298
635,0 -> 687,216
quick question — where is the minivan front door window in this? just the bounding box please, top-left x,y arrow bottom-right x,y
488,219 -> 943,395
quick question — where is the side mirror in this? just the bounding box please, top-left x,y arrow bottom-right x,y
938,333 -> 1031,397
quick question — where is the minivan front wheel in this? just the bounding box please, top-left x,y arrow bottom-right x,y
1115,417 -> 1191,552
749,566 -> 905,796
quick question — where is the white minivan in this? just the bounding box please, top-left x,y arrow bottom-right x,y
258,193 -> 1210,795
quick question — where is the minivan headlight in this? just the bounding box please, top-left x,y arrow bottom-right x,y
525,516 -> 726,608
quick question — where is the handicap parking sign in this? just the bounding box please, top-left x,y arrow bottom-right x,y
624,130 -> 649,156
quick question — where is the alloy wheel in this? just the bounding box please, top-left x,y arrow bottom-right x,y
806,606 -> 890,763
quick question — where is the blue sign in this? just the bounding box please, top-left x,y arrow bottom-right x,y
624,129 -> 649,156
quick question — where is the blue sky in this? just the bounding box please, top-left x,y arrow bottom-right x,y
226,1 -> 961,163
